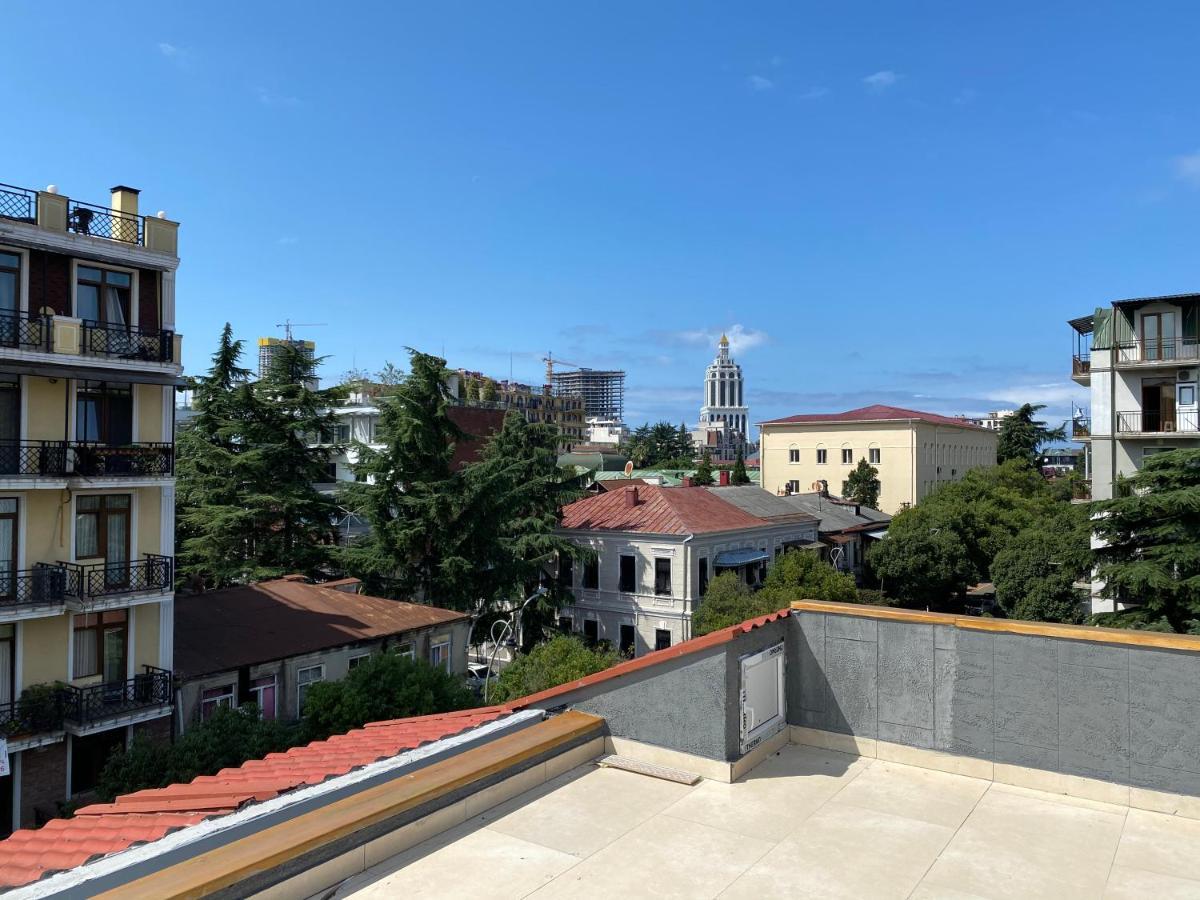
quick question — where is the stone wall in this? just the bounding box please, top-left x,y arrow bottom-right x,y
789,610 -> 1200,797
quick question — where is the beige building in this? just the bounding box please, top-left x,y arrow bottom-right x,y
758,404 -> 998,514
0,181 -> 180,833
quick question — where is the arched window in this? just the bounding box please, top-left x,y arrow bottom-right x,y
788,443 -> 800,464
816,443 -> 827,465
868,443 -> 881,465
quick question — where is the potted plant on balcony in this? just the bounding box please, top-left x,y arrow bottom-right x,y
5,682 -> 67,736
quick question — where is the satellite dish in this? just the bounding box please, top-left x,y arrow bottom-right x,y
624,461 -> 634,477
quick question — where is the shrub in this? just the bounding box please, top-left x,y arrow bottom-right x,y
489,635 -> 618,703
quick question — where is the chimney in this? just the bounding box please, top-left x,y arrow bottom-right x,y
623,486 -> 639,508
110,185 -> 140,218
682,476 -> 692,487
719,469 -> 730,486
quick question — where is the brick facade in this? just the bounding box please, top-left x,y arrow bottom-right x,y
137,269 -> 159,331
27,251 -> 70,317
17,742 -> 67,829
132,716 -> 172,745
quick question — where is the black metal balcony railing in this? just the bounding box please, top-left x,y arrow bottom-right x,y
71,442 -> 174,477
1115,337 -> 1200,364
61,666 -> 172,727
0,564 -> 68,610
0,183 -> 36,224
1071,352 -> 1091,377
67,199 -> 143,244
1116,410 -> 1200,434
61,555 -> 173,601
0,690 -> 67,738
0,310 -> 51,352
0,440 -> 68,476
1071,416 -> 1091,439
82,319 -> 174,363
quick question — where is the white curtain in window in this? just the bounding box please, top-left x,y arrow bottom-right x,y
106,513 -> 128,565
74,630 -> 98,678
0,641 -> 10,705
104,287 -> 126,327
103,627 -> 124,683
76,512 -> 99,558
0,517 -> 11,583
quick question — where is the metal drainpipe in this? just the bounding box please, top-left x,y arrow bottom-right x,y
1110,345 -> 1117,495
681,532 -> 694,642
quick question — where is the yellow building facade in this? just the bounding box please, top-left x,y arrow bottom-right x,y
759,405 -> 998,515
0,182 -> 181,833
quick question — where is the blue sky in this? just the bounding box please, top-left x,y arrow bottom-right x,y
5,2 -> 1199,436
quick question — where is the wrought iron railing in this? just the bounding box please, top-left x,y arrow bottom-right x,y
0,183 -> 36,224
61,554 -> 173,601
1071,352 -> 1090,377
81,320 -> 174,362
0,689 -> 67,737
66,199 -> 143,244
1114,337 -> 1200,364
61,666 -> 172,726
1071,416 -> 1091,439
0,440 -> 69,476
70,442 -> 174,477
0,564 -> 68,610
1116,410 -> 1200,433
0,309 -> 51,352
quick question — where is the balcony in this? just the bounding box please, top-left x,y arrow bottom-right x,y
0,440 -> 173,480
1071,351 -> 1090,379
61,666 -> 172,731
81,319 -> 175,363
0,310 -> 51,352
0,183 -> 36,225
0,565 -> 69,616
1071,415 -> 1091,439
61,555 -> 173,605
67,200 -> 142,245
1114,337 -> 1200,367
1115,409 -> 1200,435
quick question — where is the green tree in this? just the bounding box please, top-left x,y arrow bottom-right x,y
842,458 -> 881,509
300,653 -> 475,741
692,449 -> 715,486
176,327 -> 339,587
730,447 -> 751,485
759,550 -> 857,606
621,421 -> 694,468
1092,448 -> 1200,631
997,404 -> 1067,467
693,572 -> 776,635
489,635 -> 619,702
992,505 -> 1091,623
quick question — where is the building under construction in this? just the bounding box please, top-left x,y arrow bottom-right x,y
549,367 -> 625,421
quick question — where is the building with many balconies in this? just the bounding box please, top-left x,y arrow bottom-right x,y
0,180 -> 180,834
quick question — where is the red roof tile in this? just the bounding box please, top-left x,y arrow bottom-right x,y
560,484 -> 768,535
758,404 -> 987,430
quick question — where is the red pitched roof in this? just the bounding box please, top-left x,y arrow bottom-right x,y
759,404 -> 986,430
560,484 -> 768,535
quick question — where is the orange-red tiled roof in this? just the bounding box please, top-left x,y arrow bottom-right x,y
0,607 -> 792,891
758,403 -> 987,430
560,483 -> 767,535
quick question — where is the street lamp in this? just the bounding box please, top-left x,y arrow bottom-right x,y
484,585 -> 548,703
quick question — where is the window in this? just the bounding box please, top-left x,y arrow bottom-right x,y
618,554 -> 636,592
557,615 -> 573,633
788,447 -> 800,463
869,447 -> 881,465
558,555 -> 573,587
619,624 -> 636,657
73,609 -> 127,680
698,558 -> 709,596
201,684 -> 235,720
654,558 -> 671,596
394,642 -> 415,659
75,495 -> 130,586
816,448 -> 827,465
0,252 -> 20,336
76,381 -> 133,445
334,423 -> 351,443
582,557 -> 599,590
430,638 -> 451,670
249,675 -> 277,720
786,480 -> 800,494
321,462 -> 338,482
655,629 -> 671,651
296,664 -> 324,715
348,652 -> 371,670
76,266 -> 131,327
0,499 -> 16,604
583,619 -> 599,644
841,448 -> 853,465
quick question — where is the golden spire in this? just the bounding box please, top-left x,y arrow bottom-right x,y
719,333 -> 729,346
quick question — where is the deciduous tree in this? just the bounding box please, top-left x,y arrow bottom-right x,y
488,635 -> 619,702
842,458 -> 881,509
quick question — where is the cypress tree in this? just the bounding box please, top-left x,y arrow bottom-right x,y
731,447 -> 751,485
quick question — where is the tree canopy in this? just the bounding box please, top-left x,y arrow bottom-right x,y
692,449 -> 715,486
997,404 -> 1067,467
842,458 -> 881,509
730,447 -> 751,485
488,635 -> 619,702
992,503 -> 1090,623
692,572 -> 769,636
622,421 -> 694,468
1093,448 -> 1200,632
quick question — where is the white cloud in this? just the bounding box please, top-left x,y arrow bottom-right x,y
276,236 -> 299,246
985,382 -> 1088,410
747,75 -> 775,92
800,86 -> 830,101
674,324 -> 769,355
256,87 -> 301,108
863,70 -> 898,92
158,42 -> 178,57
1173,150 -> 1200,187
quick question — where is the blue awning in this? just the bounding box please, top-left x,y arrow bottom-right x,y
713,548 -> 770,567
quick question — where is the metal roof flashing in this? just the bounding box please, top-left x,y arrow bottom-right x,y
8,711 -> 544,900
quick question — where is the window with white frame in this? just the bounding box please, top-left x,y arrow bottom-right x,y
348,652 -> 371,670
201,683 -> 235,721
395,641 -> 415,659
786,479 -> 800,494
816,446 -> 827,465
430,638 -> 451,670
249,674 -> 277,720
841,447 -> 853,465
869,446 -> 881,465
788,446 -> 799,463
296,664 -> 324,715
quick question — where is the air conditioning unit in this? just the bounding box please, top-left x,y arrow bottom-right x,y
1178,369 -> 1196,381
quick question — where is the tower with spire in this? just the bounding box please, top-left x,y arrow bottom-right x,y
694,333 -> 749,462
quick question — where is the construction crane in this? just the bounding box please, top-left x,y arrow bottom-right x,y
542,352 -> 588,384
276,319 -> 327,341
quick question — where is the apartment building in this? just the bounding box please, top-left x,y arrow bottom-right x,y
447,369 -> 585,446
1069,293 -> 1200,502
555,484 -> 818,655
0,181 -> 180,833
759,404 -> 998,515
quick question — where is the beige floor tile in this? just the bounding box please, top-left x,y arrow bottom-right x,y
1112,808 -> 1200,882
830,760 -> 989,829
1104,864 -> 1200,899
907,885 -> 992,900
988,780 -> 1131,816
480,765 -> 695,857
719,802 -> 954,900
918,787 -> 1126,900
529,814 -> 773,900
660,743 -> 869,841
335,824 -> 578,899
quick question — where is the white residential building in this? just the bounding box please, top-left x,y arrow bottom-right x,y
556,483 -> 818,656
